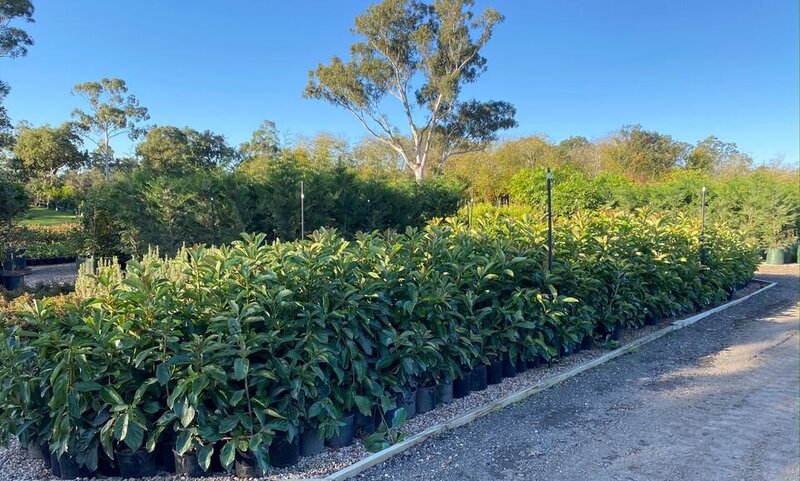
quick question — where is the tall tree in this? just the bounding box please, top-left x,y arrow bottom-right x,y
605,125 -> 687,180
1,0 -> 35,150
13,122 -> 87,203
71,78 -> 149,180
685,135 -> 752,175
0,0 -> 34,58
239,119 -> 281,161
304,0 -> 517,183
137,125 -> 237,173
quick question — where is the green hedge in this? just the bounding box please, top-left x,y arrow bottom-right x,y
0,210 -> 758,473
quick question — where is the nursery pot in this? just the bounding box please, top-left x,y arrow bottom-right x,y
40,444 -> 51,469
269,432 -> 300,468
235,450 -> 265,478
1,272 -> 24,290
397,389 -> 418,419
526,356 -> 541,370
58,455 -> 89,480
155,442 -> 176,472
611,324 -> 623,341
470,364 -> 488,392
453,372 -> 472,398
325,413 -> 355,448
50,452 -> 61,477
487,360 -> 503,385
173,450 -> 204,477
355,410 -> 377,436
300,425 -> 325,457
766,247 -> 786,265
416,385 -> 437,414
117,449 -> 157,478
516,357 -> 527,374
97,453 -> 119,477
501,357 -> 517,378
645,312 -> 660,326
437,381 -> 454,404
581,335 -> 594,350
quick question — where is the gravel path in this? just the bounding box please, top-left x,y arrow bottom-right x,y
22,263 -> 78,287
356,263 -> 800,481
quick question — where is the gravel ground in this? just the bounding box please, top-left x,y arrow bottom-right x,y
356,263 -> 800,481
22,263 -> 78,287
0,265 -> 792,480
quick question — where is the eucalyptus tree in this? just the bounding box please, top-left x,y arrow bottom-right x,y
0,0 -> 34,59
71,78 -> 150,180
304,0 -> 517,183
1,0 -> 35,149
12,122 -> 87,202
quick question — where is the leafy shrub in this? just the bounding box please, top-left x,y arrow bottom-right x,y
5,224 -> 84,260
0,210 -> 757,473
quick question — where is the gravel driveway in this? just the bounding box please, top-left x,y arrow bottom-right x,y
356,264 -> 800,481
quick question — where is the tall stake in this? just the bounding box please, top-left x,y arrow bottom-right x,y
469,187 -> 474,228
300,180 -> 305,239
546,168 -> 553,272
700,186 -> 707,265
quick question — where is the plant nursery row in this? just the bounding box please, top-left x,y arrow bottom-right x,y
0,210 -> 759,478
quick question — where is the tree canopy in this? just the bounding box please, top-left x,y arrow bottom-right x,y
305,0 -> 517,183
71,78 -> 150,180
137,125 -> 238,173
0,0 -> 34,59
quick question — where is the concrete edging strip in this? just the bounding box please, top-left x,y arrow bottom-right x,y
321,280 -> 777,481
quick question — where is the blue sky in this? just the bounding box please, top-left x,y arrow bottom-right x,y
2,0 -> 798,164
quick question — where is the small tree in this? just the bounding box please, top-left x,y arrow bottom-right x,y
304,0 -> 516,183
71,78 -> 150,180
13,122 -> 87,204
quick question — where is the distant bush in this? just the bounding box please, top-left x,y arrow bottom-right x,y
81,162 -> 464,257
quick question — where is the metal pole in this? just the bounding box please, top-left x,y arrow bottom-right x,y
469,187 -> 474,228
700,186 -> 707,265
300,180 -> 305,239
546,168 -> 553,272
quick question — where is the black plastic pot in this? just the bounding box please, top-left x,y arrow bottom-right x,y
611,324 -> 623,341
397,389 -> 417,419
50,453 -> 61,477
235,451 -> 264,478
155,442 -> 175,472
300,426 -> 325,457
416,385 -> 436,414
58,455 -> 89,480
325,413 -> 355,448
437,381 -> 454,404
645,313 -> 660,326
502,357 -> 517,378
470,364 -> 488,392
1,273 -> 24,290
269,432 -> 300,468
572,343 -> 582,355
526,356 -> 541,370
355,410 -> 376,436
174,450 -> 204,477
487,360 -> 503,384
117,449 -> 157,478
97,454 -> 119,477
453,373 -> 472,398
516,357 -> 527,374
581,335 -> 594,350
40,444 -> 51,469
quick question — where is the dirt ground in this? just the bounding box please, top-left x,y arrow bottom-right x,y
357,264 -> 800,481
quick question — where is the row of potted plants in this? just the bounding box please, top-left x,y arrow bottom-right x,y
0,210 -> 758,478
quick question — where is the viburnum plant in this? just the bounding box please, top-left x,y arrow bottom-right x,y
0,209 -> 758,474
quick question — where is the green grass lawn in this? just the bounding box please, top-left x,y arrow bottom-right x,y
20,206 -> 78,226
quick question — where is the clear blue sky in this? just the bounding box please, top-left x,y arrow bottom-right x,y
3,0 -> 798,164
